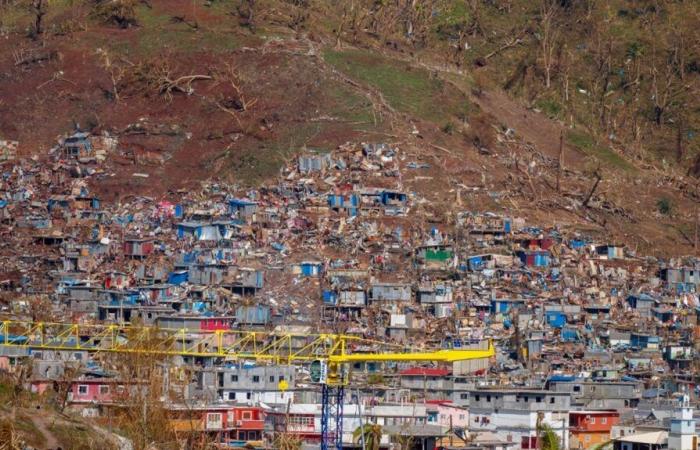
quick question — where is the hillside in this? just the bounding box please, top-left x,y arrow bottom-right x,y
0,0 -> 699,256
0,374 -> 123,449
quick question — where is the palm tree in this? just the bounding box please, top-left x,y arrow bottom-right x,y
536,411 -> 560,450
353,423 -> 382,450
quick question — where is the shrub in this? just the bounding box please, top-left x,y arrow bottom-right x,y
91,0 -> 138,28
656,197 -> 672,215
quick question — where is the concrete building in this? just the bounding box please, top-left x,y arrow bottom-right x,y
466,388 -> 571,449
194,365 -> 296,405
549,380 -> 642,409
569,410 -> 620,450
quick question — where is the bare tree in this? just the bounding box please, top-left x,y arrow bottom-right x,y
237,0 -> 256,33
96,48 -> 129,103
649,38 -> 693,127
52,362 -> 82,413
213,62 -> 257,128
538,0 -> 560,89
28,0 -> 48,39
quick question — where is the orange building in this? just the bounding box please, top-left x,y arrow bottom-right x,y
569,410 -> 620,450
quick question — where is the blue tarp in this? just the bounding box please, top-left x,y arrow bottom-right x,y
548,374 -> 577,383
168,271 -> 189,285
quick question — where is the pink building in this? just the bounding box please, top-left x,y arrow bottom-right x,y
68,379 -> 135,404
426,400 -> 469,428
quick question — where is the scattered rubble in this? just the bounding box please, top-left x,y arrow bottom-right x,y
0,127 -> 699,449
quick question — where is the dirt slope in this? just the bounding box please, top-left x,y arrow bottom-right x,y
0,1 -> 697,256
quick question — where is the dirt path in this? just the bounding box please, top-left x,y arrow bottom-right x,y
30,413 -> 60,450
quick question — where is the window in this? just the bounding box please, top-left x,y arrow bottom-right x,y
536,396 -> 542,403
475,395 -> 480,402
459,414 -> 465,420
486,395 -> 491,402
99,385 -> 110,395
207,413 -> 222,424
242,411 -> 252,420
78,385 -> 88,395
590,417 -> 596,424
252,375 -> 260,383
474,416 -> 480,423
228,392 -> 235,401
289,416 -> 313,427
230,375 -> 238,382
246,392 -> 252,400
269,376 -> 275,383
74,353 -> 83,360
279,375 -> 285,382
460,393 -> 468,399
549,397 -> 555,404
524,396 -> 529,402
573,385 -> 581,393
521,436 -> 538,449
116,385 -> 125,394
601,417 -> 607,424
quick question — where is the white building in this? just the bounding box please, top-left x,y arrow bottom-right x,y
466,389 -> 571,449
266,401 -> 430,446
668,395 -> 698,450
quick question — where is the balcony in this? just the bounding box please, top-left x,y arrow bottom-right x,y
227,419 -> 265,430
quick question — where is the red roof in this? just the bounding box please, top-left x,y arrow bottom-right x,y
399,367 -> 451,377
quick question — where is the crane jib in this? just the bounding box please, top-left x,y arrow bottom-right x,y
0,320 -> 494,362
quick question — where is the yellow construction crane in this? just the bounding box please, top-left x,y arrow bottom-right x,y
0,320 -> 494,450
0,320 -> 494,362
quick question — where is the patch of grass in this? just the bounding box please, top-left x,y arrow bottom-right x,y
567,129 -> 635,172
132,4 -> 239,56
0,0 -> 82,33
0,381 -> 12,404
433,1 -> 470,39
323,49 -> 471,123
137,28 -> 239,55
135,3 -> 170,28
325,81 -> 378,126
0,3 -> 31,33
536,98 -> 563,119
229,123 -> 324,185
14,413 -> 47,449
49,421 -> 106,450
